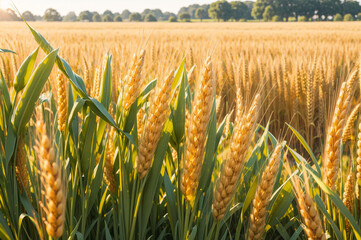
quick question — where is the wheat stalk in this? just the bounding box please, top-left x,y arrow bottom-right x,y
15,136 -> 29,196
343,169 -> 354,233
104,128 -> 116,193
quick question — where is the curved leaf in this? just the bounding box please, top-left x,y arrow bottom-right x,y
11,49 -> 58,133
13,47 -> 39,92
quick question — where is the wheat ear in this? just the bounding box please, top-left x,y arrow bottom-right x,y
248,143 -> 282,240
36,120 -> 66,238
181,57 -> 215,201
123,49 -> 146,110
324,81 -> 349,189
212,94 -> 260,220
136,70 -> 174,179
57,72 -> 67,132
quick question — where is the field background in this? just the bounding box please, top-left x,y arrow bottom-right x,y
2,21 -> 361,151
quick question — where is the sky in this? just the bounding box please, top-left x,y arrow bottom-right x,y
0,0 -> 215,15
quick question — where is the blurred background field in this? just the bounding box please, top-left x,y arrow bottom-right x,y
2,21 -> 361,152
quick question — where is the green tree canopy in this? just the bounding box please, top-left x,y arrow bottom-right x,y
263,5 -> 275,21
144,14 -> 157,22
294,0 -> 317,20
319,0 -> 341,19
78,11 -> 93,22
114,15 -> 123,22
103,10 -> 114,18
342,1 -> 361,16
209,0 -> 233,21
251,0 -> 267,20
129,13 -> 142,21
169,16 -> 177,22
162,12 -> 177,21
179,12 -> 191,21
195,8 -> 208,21
63,11 -> 77,22
102,14 -> 113,22
22,11 -> 35,21
230,1 -> 248,20
120,10 -> 131,19
92,13 -> 101,22
344,13 -> 354,20
334,12 -> 343,20
43,8 -> 62,21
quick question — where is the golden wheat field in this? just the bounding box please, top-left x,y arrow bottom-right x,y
1,21 -> 361,239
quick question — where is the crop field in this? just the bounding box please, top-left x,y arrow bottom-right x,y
1,21 -> 361,239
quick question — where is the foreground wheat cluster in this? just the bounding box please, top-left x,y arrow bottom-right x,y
1,21 -> 361,240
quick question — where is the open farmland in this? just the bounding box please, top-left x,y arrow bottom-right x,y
1,21 -> 361,239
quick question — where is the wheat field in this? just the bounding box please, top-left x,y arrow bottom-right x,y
1,21 -> 361,239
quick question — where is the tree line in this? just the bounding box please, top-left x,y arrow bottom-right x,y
0,0 -> 361,22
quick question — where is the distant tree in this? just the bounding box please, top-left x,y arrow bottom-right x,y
169,16 -> 177,22
102,14 -> 113,22
179,12 -> 191,22
8,9 -> 20,20
272,0 -> 295,21
162,12 -> 177,21
144,14 -> 157,22
114,15 -> 123,22
92,13 -> 101,22
230,1 -> 248,21
251,0 -> 266,20
43,8 -> 62,21
0,9 -> 20,21
151,9 -> 163,19
344,13 -> 354,20
120,10 -> 131,20
142,9 -> 151,18
63,11 -> 77,22
103,10 -> 114,18
342,1 -> 361,16
263,5 -> 275,21
294,0 -> 317,20
319,0 -> 342,19
195,8 -> 207,21
358,12 -> 361,20
334,13 -> 343,20
78,11 -> 93,22
209,0 -> 232,21
23,11 -> 35,21
243,1 -> 254,19
272,15 -> 283,21
129,13 -> 142,21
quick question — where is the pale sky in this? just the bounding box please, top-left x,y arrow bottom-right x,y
0,0 -> 215,15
